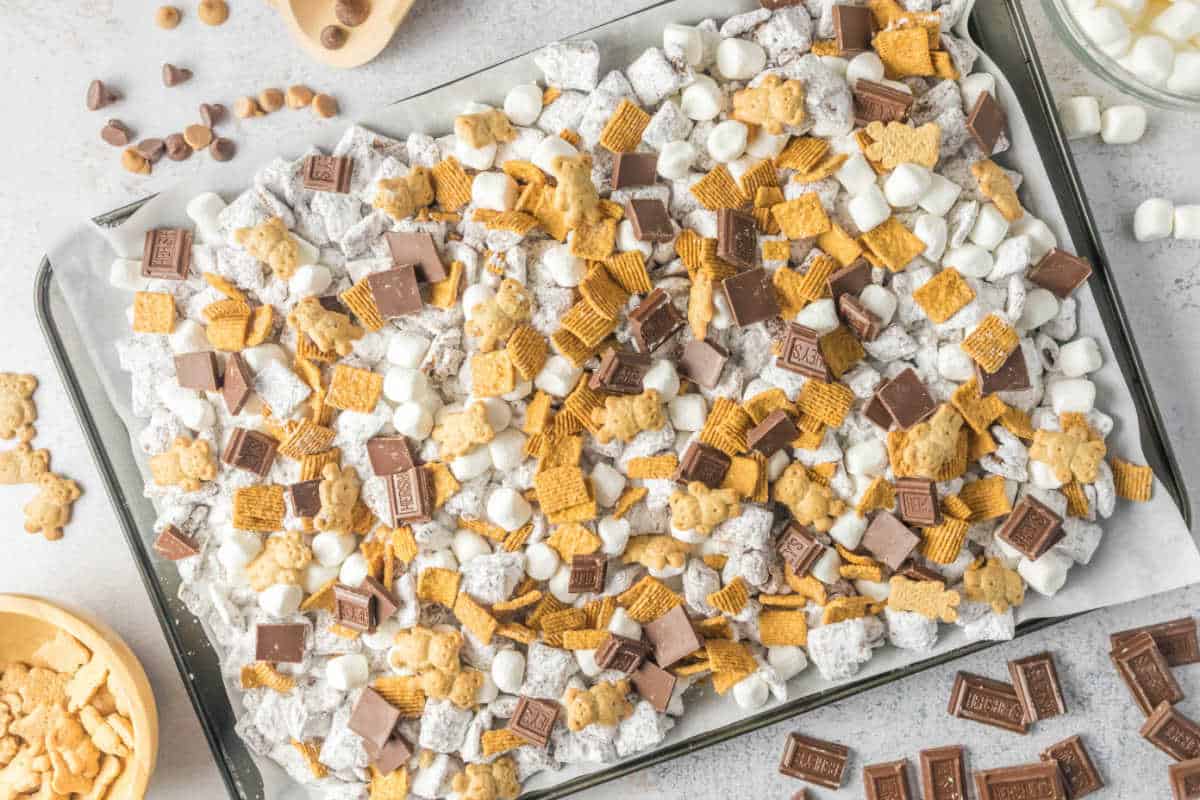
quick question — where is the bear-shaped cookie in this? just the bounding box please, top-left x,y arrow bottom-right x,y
432,403 -> 495,460
450,757 -> 521,800
772,463 -> 846,533
388,625 -> 435,672
234,216 -> 302,280
0,443 -> 49,485
1029,425 -> 1106,485
287,296 -> 364,357
669,481 -> 741,535
454,109 -> 517,150
732,74 -> 806,135
893,405 -> 964,479
150,436 -> 217,493
621,534 -> 692,572
563,678 -> 633,731
550,154 -> 603,228
22,473 -> 82,541
963,557 -> 1025,615
373,166 -> 435,221
464,279 -> 532,352
886,575 -> 960,623
245,530 -> 313,592
314,463 -> 361,536
422,667 -> 484,710
0,373 -> 37,441
591,389 -> 664,444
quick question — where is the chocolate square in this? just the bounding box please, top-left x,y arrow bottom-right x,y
1040,735 -> 1102,799
152,524 -> 200,560
222,353 -> 254,415
826,258 -> 872,304
747,409 -> 799,457
1169,757 -> 1200,799
348,687 -> 402,749
864,394 -> 895,430
367,436 -> 417,475
833,4 -> 874,55
679,339 -> 728,389
778,323 -> 831,380
626,198 -> 675,242
838,294 -> 882,341
1010,651 -> 1067,723
629,288 -> 685,353
1111,631 -> 1184,716
175,351 -> 221,391
717,209 -> 759,271
877,368 -> 936,430
967,91 -> 1007,155
595,634 -> 650,673
612,152 -> 659,188
508,696 -> 559,748
302,154 -> 353,193
678,442 -> 731,488
919,746 -> 967,800
1142,701 -> 1200,761
334,583 -> 376,632
863,760 -> 911,800
996,496 -> 1063,560
222,427 -> 278,477
978,347 -> 1031,393
898,560 -> 944,584
973,764 -> 1063,800
643,605 -> 702,668
948,671 -> 1029,733
861,511 -> 920,570
387,466 -> 433,525
1028,248 -> 1093,299
254,622 -> 307,663
367,265 -> 423,317
568,553 -> 607,594
778,522 -> 823,577
631,660 -> 676,712
385,231 -> 447,283
369,732 -> 413,775
721,268 -> 779,327
590,347 -> 652,395
894,477 -> 940,527
141,228 -> 193,280
360,575 -> 401,621
853,80 -> 914,127
1111,618 -> 1200,667
287,479 -> 323,518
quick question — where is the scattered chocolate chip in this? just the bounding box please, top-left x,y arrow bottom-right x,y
162,63 -> 192,87
678,338 -> 728,389
199,102 -> 226,127
321,25 -> 348,50
100,119 -> 133,147
135,138 -> 166,162
335,0 -> 371,27
612,152 -> 659,188
254,622 -> 307,663
164,133 -> 193,161
86,79 -> 119,110
210,137 -> 236,162
313,93 -> 339,119
152,524 -> 200,560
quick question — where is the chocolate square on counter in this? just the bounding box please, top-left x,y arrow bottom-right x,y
877,368 -> 936,430
152,524 -> 200,560
1029,249 -> 1093,299
334,583 -> 376,632
387,466 -> 433,525
894,477 -> 940,527
302,154 -> 353,193
748,409 -> 799,457
222,427 -> 278,477
1009,651 -> 1066,723
919,745 -> 967,800
141,228 -> 193,280
1111,631 -> 1184,715
222,353 -> 254,415
853,80 -> 914,126
717,209 -> 759,271
947,671 -> 1029,734
385,231 -> 447,283
287,479 -> 323,518
996,496 -> 1063,560
1111,617 -> 1200,667
631,660 -> 676,712
626,198 -> 675,242
348,687 -> 402,749
613,152 -> 658,189
568,553 -> 607,594
254,622 -> 307,663
367,264 -> 423,317
833,4 -> 874,55
1169,758 -> 1200,800
629,288 -> 684,353
721,268 -> 779,326
779,733 -> 849,789
509,696 -> 559,748
1040,735 -> 1103,799
644,605 -> 702,668
1142,701 -> 1200,761
778,323 -> 831,380
972,764 -> 1063,800
778,522 -> 823,577
596,633 -> 650,673
679,339 -> 728,389
175,351 -> 221,391
367,435 -> 416,475
590,347 -> 652,395
861,511 -> 920,570
678,441 -> 731,488
967,91 -> 1007,155
863,760 -> 912,800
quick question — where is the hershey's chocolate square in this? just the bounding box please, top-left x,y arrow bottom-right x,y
861,510 -> 920,570
629,288 -> 684,353
596,634 -> 651,673
722,268 -> 779,326
360,575 -> 401,621
1169,757 -> 1200,799
302,154 -> 353,193
1040,735 -> 1103,799
590,347 -> 652,395
287,479 -> 323,518
141,228 -> 193,280
863,760 -> 911,800
222,353 -> 254,415
367,265 -> 423,317
894,477 -> 940,527
367,436 -> 416,475
877,368 -> 936,430
631,660 -> 676,712
153,524 -> 200,560
334,583 -> 376,632
1010,652 -> 1067,723
1111,618 -> 1200,667
718,209 -> 759,271
838,294 -> 882,341
967,91 -> 1007,155
175,351 -> 221,391
747,409 -> 799,457
644,605 -> 702,668
368,732 -> 413,775
853,80 -> 914,126
255,622 -> 307,663
568,554 -> 607,594
996,496 -> 1063,560
222,427 -> 278,477
833,4 -> 874,55
864,394 -> 895,430
778,323 -> 831,380
509,696 -> 559,748
679,339 -> 728,389
827,258 -> 872,304
779,733 -> 849,789
612,152 -> 659,189
972,764 -> 1063,800
919,746 -> 967,800
1028,249 -> 1093,299
387,466 -> 433,525
385,231 -> 447,283
978,347 -> 1031,393
348,687 -> 402,749
1111,631 -> 1184,716
678,442 -> 731,488
778,522 -> 823,576
626,198 -> 675,242
1142,701 -> 1200,761
948,671 -> 1030,734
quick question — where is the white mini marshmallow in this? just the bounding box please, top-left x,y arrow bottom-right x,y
1078,6 -> 1131,50
1048,378 -> 1096,414
1011,216 -> 1058,261
393,402 -> 433,439
884,163 -> 932,209
845,51 -> 885,87
383,366 -> 429,404
1100,104 -> 1147,144
1018,551 -> 1072,597
669,394 -> 708,431
1106,0 -> 1144,18
289,264 -> 332,298
608,607 -> 642,640
452,529 -> 492,565
450,445 -> 493,481
312,532 -> 357,567
1030,459 -> 1065,490
241,343 -> 287,373
486,488 -> 532,532
732,674 -> 769,711
364,619 -> 402,651
158,384 -> 215,430
109,258 -> 149,291
716,38 -> 766,80
387,332 -> 431,368
1167,52 -> 1200,96
1059,96 -> 1101,140
808,547 -> 842,585
472,171 -> 518,212
187,192 -> 226,243
745,130 -> 789,159
1119,35 -> 1175,87
960,73 -> 997,112
681,74 -> 725,121
707,120 -> 749,163
767,450 -> 790,481
1060,337 -> 1102,377
303,563 -> 340,594
642,359 -> 680,400
1174,205 -> 1200,240
658,140 -> 697,180
1134,197 -> 1174,242
598,517 -> 631,557
503,83 -> 543,126
820,55 -> 849,77
664,23 -> 704,66
489,429 -> 526,471
476,397 -> 511,433
259,584 -> 303,617
970,204 -> 1011,250
836,153 -> 879,197
591,462 -> 627,508
845,439 -> 888,476
525,542 -> 560,581
710,291 -> 734,330
455,139 -> 497,171
944,244 -> 994,278
535,355 -> 582,397
462,283 -> 495,320
937,343 -> 976,381
794,297 -> 840,333
491,649 -> 526,695
575,649 -> 603,677
327,653 -> 370,691
914,213 -> 949,262
218,531 -> 262,574
848,184 -> 891,233
532,135 -> 578,175
339,552 -> 371,587
918,173 -> 964,217
544,244 -> 587,287
767,646 -> 807,681
548,565 -> 579,603
1151,0 -> 1200,42
1018,288 -> 1060,330
168,320 -> 210,355
859,285 -> 898,326
855,579 -> 891,602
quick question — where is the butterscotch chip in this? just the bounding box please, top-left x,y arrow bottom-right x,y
863,120 -> 940,169
417,567 -> 460,607
861,216 -> 926,271
874,26 -> 935,77
198,0 -> 229,25
690,164 -> 747,210
796,380 -> 854,427
599,99 -> 651,152
373,675 -> 426,717
612,486 -> 647,519
132,291 -> 175,333
738,159 -> 779,197
912,267 -> 975,323
819,326 -> 864,379
569,218 -> 618,260
121,145 -> 151,175
326,364 -> 383,412
920,517 -> 970,564
961,314 -> 1020,373
605,250 -> 653,294
287,85 -> 315,109
312,93 -> 339,118
776,136 -> 829,172
156,5 -> 181,28
626,454 -> 679,480
772,192 -> 831,239
183,124 -> 213,149
1111,457 -> 1154,501
470,350 -> 517,397
235,96 -> 263,118
706,577 -> 750,615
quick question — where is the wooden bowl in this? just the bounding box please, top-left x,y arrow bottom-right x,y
268,0 -> 417,69
0,594 -> 159,799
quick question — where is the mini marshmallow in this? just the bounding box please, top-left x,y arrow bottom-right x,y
339,552 -> 370,587
289,264 -> 332,298
327,653 -> 370,691
710,291 -> 734,330
1174,205 -> 1200,240
845,439 -> 887,476
158,384 -> 215,430
1167,52 -> 1200,96
456,139 -> 497,171
617,220 -> 654,259
472,171 -> 518,212
503,83 -> 543,126
532,135 -> 578,175
259,583 -> 303,617
1078,6 -> 1131,50
1018,288 -> 1060,330
218,531 -> 262,574
642,359 -> 680,400
492,649 -> 526,694
914,214 -> 949,262
535,355 -> 582,397
591,462 -> 627,508
884,163 -> 932,209
1059,96 -> 1101,140
1134,197 -> 1174,242
241,343 -> 287,373
664,24 -> 704,66
608,607 -> 642,640
186,192 -> 226,243
915,175 -> 962,219
707,120 -> 749,163
525,543 -> 560,581
294,237 -> 320,269
1010,216 -> 1058,261
794,297 -> 840,333
937,343 -> 976,381
859,285 -> 898,326
1151,0 -> 1200,43
109,258 -> 149,292
681,75 -> 725,121
1030,460 -> 1064,490
732,674 -> 769,711
1100,104 -> 1147,144
475,397 -> 511,433
488,428 -> 526,471
1106,0 -> 1144,18
1047,378 -> 1096,414
576,649 -> 602,678
767,450 -> 790,481
384,366 -> 429,404
544,244 -> 587,287
168,320 -> 210,354
598,516 -> 631,556
1018,551 -> 1072,597
393,402 -> 434,439
658,140 -> 697,180
848,184 -> 891,233
387,332 -> 432,368
745,130 -> 789,160
452,529 -> 492,565
364,620 -> 402,651
845,51 -> 885,87
669,394 -> 708,431
1060,337 -> 1102,377
960,73 -> 997,112
767,646 -> 807,681
1119,35 -> 1175,87
486,487 -> 532,532
548,565 -> 579,603
303,564 -> 339,595
836,153 -> 879,197
312,531 -> 357,567
855,580 -> 891,602
451,445 -> 493,481
969,204 -> 1011,250
944,243 -> 994,278
808,547 -> 842,585
716,38 -> 766,80
462,283 -> 495,320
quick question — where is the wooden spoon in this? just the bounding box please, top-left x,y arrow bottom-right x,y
266,0 -> 417,69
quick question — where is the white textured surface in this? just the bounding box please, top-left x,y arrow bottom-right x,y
0,1 -> 1198,798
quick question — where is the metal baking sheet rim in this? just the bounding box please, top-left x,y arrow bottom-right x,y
31,1 -> 1192,798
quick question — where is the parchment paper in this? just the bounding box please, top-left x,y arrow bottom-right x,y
41,0 -> 1200,795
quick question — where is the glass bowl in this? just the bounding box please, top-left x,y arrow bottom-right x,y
1041,0 -> 1200,110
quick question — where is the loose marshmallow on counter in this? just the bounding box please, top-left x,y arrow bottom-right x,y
1167,52 -> 1200,96
836,153 -> 879,197
1078,7 -> 1132,58
809,547 -> 842,585
327,653 -> 370,691
707,120 -> 749,163
312,532 -> 357,567
918,173 -> 963,217
716,38 -> 766,80
591,462 -> 627,508
535,355 -> 582,397
1134,197 -> 1174,242
1011,216 -> 1058,261
848,184 -> 891,233
168,320 -> 209,354
1018,551 -> 1072,597
598,517 -> 631,557
884,163 -> 932,208
845,51 -> 885,87
1100,104 -> 1147,144
1151,0 -> 1200,43
289,264 -> 332,297
491,649 -> 526,695
944,243 -> 993,278
489,429 -> 526,471
259,584 -> 302,617
1059,96 -> 1101,140
462,283 -> 495,320
525,542 -> 560,581
681,75 -> 725,121
657,140 -> 697,180
1119,35 -> 1175,87
472,172 -> 518,212
109,259 -> 149,292
1047,378 -> 1096,414
339,552 -> 371,587
451,445 -> 493,481
914,214 -> 949,262
969,204 -> 1011,250
186,192 -> 226,243
664,23 -> 704,66
794,297 -> 840,333
642,359 -> 680,400
486,488 -> 531,532
732,674 -> 769,711
393,402 -> 434,439
767,646 -> 807,681
859,285 -> 897,327
960,73 -> 997,112
1174,205 -> 1200,240
1018,288 -> 1060,330
669,394 -> 708,431
503,84 -> 543,126
1060,337 -> 1102,377
452,529 -> 492,565
532,135 -> 578,175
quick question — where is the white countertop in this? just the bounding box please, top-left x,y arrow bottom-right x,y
1,1 -> 1198,797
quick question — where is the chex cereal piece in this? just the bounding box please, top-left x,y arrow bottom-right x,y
860,217 -> 925,272
776,136 -> 829,173
471,350 -> 517,397
561,301 -> 618,347
277,420 -> 336,459
621,576 -> 682,622
497,623 -> 536,644
874,27 -> 935,77
291,740 -> 329,779
705,638 -> 757,675
942,494 -> 973,521
431,156 -> 473,211
699,237 -> 739,280
920,517 -> 970,564
300,448 -> 340,481
796,380 -> 855,427
503,160 -> 546,184
758,610 -> 808,646
762,241 -> 791,266
561,629 -> 609,650
613,486 -> 647,519
772,193 -> 831,239
691,165 -> 748,210
743,388 -> 791,425
773,266 -> 808,320
1063,481 -> 1090,517
606,250 -> 653,294
551,328 -> 595,367
546,522 -> 602,561
627,454 -> 679,480
417,567 -> 460,607
972,158 -> 1023,222
600,99 -> 652,152
796,254 -> 838,302
233,484 -> 286,531
340,278 -> 385,331
505,325 -> 547,381
454,592 -> 498,644
534,466 -> 590,514
958,476 -> 1011,521
502,524 -> 534,551
300,578 -> 337,612
855,476 -> 896,516
570,217 -> 618,260
583,595 -> 617,629
818,225 -> 864,267
738,159 -> 779,197
863,120 -> 940,169
1111,458 -> 1154,501
481,729 -> 527,757
912,267 -> 975,323
326,364 -> 383,412
821,595 -> 882,624
961,314 -> 1020,374
132,291 -> 176,334
819,327 -> 864,379
792,152 -> 849,183
676,229 -> 705,274
241,661 -> 297,692
427,260 -> 463,310
373,675 -> 426,717
580,263 -> 629,320
706,577 -> 750,615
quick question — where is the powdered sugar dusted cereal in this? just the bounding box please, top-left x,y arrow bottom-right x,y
96,4 -> 1159,793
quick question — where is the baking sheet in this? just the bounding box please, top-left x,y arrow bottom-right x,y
38,0 -> 1200,797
